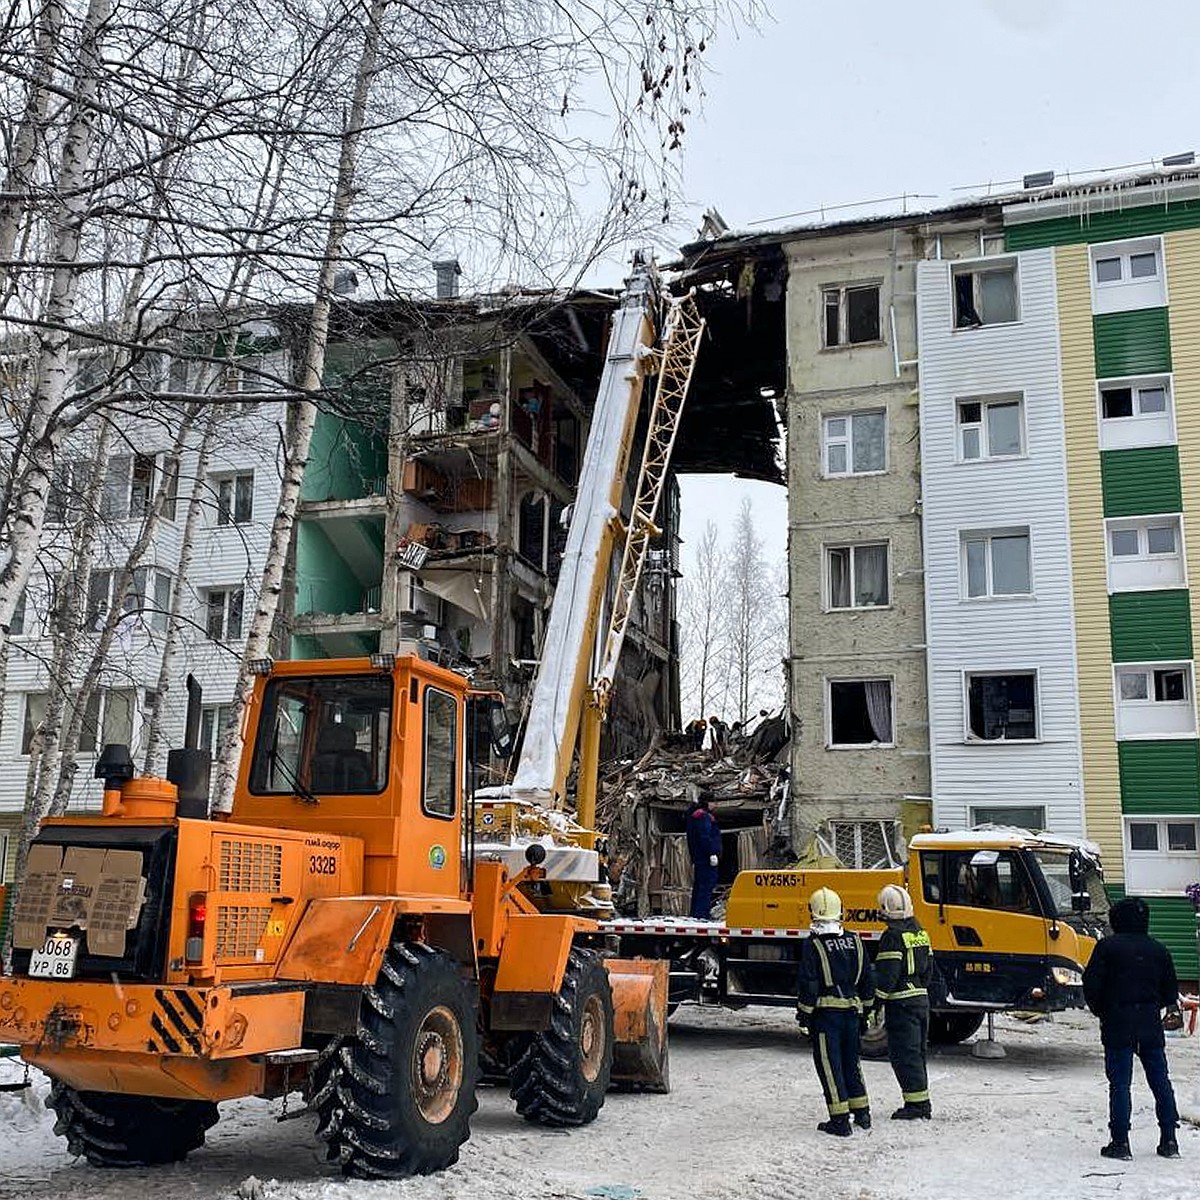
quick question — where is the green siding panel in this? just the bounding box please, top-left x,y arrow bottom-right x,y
1005,199 -> 1200,251
1100,446 -> 1182,517
1109,590 -> 1193,661
1093,309 -> 1172,378
1118,741 -> 1200,811
1105,887 -> 1199,980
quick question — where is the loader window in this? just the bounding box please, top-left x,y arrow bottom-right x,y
423,687 -> 458,818
942,849 -> 1037,915
249,675 -> 392,796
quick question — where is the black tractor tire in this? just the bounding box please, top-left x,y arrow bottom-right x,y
509,947 -> 614,1127
47,1081 -> 218,1167
312,941 -> 480,1179
929,1011 -> 986,1046
860,1012 -> 890,1060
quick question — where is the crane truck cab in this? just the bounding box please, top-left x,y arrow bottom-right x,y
608,826 -> 1106,1047
0,655 -> 668,1178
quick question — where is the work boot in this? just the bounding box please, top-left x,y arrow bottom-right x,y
1100,1140 -> 1132,1161
891,1102 -> 932,1121
817,1116 -> 852,1138
852,1109 -> 872,1130
1157,1135 -> 1180,1159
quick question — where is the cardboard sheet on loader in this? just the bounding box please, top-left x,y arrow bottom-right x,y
11,844 -> 145,953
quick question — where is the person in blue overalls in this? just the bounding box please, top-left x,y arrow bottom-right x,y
685,794 -> 721,919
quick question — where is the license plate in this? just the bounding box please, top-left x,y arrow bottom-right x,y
29,933 -> 80,980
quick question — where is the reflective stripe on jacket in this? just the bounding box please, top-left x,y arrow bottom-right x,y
875,918 -> 932,1003
797,928 -> 876,1015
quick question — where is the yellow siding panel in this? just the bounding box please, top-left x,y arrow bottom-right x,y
1057,244 -> 1123,878
1165,232 -> 1200,711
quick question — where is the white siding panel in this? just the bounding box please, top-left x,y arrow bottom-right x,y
918,249 -> 1085,835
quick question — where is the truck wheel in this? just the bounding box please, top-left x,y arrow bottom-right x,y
929,1011 -> 985,1045
313,941 -> 480,1179
47,1081 -> 217,1166
509,948 -> 614,1127
860,1012 -> 890,1060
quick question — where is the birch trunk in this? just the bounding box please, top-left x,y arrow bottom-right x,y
0,0 -> 114,665
213,0 -> 390,812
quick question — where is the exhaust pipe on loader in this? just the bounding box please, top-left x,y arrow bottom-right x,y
167,675 -> 212,819
604,958 -> 670,1093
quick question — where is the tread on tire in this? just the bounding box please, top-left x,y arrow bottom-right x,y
312,940 -> 480,1179
508,947 -> 614,1127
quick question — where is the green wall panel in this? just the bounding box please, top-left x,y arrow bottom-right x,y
1093,309 -> 1172,378
1005,199 -> 1200,251
1105,886 -> 1199,981
1109,590 -> 1192,661
1100,446 -> 1182,517
1118,741 -> 1200,811
294,522 -> 365,616
301,411 -> 387,503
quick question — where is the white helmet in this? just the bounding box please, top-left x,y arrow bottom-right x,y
878,884 -> 914,920
809,887 -> 842,922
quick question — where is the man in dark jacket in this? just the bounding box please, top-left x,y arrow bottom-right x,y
796,887 -> 876,1136
685,794 -> 721,919
1082,895 -> 1181,1160
875,884 -> 934,1120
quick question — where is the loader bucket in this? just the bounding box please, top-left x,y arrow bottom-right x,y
604,957 -> 670,1093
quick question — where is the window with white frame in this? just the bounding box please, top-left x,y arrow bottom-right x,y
1114,663 -> 1196,739
1106,515 -> 1185,592
204,586 -> 244,641
952,260 -> 1018,328
45,459 -> 88,525
21,689 -> 135,755
201,703 -> 237,756
827,678 -> 894,747
957,394 -> 1024,460
212,472 -> 254,525
821,283 -> 881,348
1090,238 -> 1166,314
970,804 -> 1047,832
822,410 -> 886,476
9,588 -> 27,637
962,528 -> 1032,598
965,671 -> 1038,741
826,543 -> 890,609
1098,377 -> 1174,450
1125,816 -> 1200,895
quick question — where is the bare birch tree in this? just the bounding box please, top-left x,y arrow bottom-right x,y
679,519 -> 727,720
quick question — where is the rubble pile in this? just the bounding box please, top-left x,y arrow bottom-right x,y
595,715 -> 791,916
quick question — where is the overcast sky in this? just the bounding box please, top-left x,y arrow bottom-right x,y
671,0 -> 1200,576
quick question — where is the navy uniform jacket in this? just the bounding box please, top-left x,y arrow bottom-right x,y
685,806 -> 721,866
875,917 -> 933,1005
797,927 -> 876,1019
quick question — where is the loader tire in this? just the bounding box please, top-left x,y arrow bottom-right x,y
47,1081 -> 217,1167
509,947 -> 614,1127
929,1011 -> 985,1045
312,941 -> 479,1180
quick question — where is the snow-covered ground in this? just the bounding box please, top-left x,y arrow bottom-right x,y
2,1007 -> 1199,1200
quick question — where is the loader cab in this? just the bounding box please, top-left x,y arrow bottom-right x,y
233,655 -> 472,897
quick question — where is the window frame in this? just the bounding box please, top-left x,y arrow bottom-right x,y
1123,815 -> 1200,896
824,541 -> 891,611
963,669 -> 1040,743
1112,661 -> 1197,741
1089,237 -> 1167,314
960,527 -> 1033,600
820,281 -> 883,350
1104,514 -> 1186,593
204,585 -> 245,642
821,408 -> 888,478
421,685 -> 459,820
969,804 -> 1047,832
213,471 -> 255,526
825,675 -> 896,750
951,257 -> 1021,330
1096,374 -> 1175,450
955,393 -> 1026,462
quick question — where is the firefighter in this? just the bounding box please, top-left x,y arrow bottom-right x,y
796,887 -> 876,1136
875,883 -> 933,1120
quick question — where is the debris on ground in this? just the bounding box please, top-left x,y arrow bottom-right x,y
595,713 -> 791,917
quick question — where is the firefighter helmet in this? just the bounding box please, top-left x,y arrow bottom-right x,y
878,883 -> 914,920
809,887 -> 842,922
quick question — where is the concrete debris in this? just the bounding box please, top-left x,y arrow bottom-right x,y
595,715 -> 791,917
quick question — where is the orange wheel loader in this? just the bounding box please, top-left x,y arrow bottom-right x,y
0,656 -> 668,1178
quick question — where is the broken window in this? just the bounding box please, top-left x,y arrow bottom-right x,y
823,409 -> 886,476
957,395 -> 1023,459
827,543 -> 889,609
518,492 -> 547,568
1098,377 -> 1173,451
966,672 -> 1037,741
952,262 -> 1018,328
828,678 -> 894,746
86,570 -> 113,627
1114,664 -> 1195,739
962,529 -> 1031,598
821,283 -> 881,348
